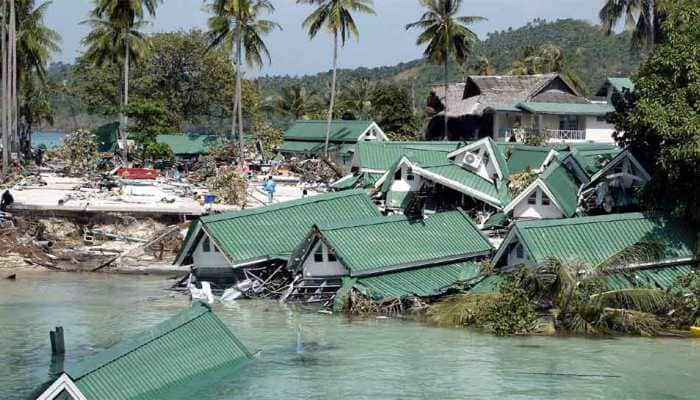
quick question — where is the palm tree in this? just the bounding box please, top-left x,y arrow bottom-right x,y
599,0 -> 661,50
273,84 -> 320,120
507,44 -> 588,95
207,0 -> 280,160
406,0 -> 484,139
297,0 -> 375,158
339,78 -> 374,119
84,0 -> 161,162
15,0 -> 61,155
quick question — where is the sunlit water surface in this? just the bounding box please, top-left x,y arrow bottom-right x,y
1,271 -> 699,400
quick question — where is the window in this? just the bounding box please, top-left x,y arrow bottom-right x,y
328,252 -> 337,262
559,115 -> 578,131
516,244 -> 524,258
394,169 -> 401,180
406,173 -> 415,181
527,191 -> 537,205
314,247 -> 324,263
202,237 -> 211,253
541,193 -> 551,206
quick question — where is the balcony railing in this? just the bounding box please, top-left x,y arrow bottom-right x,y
499,128 -> 587,142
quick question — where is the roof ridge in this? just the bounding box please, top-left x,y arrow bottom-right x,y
202,189 -> 369,224
318,214 -> 409,231
69,302 -> 212,379
516,212 -> 650,229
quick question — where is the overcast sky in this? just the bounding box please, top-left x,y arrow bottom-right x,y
46,0 -> 605,77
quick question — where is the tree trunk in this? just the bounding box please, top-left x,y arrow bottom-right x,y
443,57 -> 449,140
236,31 -> 244,161
231,25 -> 240,142
121,30 -> 130,163
1,0 -> 6,178
324,32 -> 338,158
9,0 -> 16,158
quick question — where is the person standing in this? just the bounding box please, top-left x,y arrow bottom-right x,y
1,190 -> 14,212
264,175 -> 276,204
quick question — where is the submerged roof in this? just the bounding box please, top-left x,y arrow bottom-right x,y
65,302 -> 252,400
314,210 -> 493,276
504,213 -> 697,266
351,261 -> 481,300
181,190 -> 381,266
355,140 -> 462,171
283,120 -> 375,143
156,134 -> 219,155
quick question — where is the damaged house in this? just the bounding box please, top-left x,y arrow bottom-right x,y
36,302 -> 253,400
491,212 -> 698,289
279,120 -> 387,168
285,209 -> 494,309
331,140 -> 463,190
375,138 -> 512,222
175,189 -> 381,286
426,73 -> 617,143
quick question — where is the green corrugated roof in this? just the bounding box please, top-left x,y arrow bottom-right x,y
512,213 -> 697,266
317,210 -> 493,276
67,302 -> 252,400
201,189 -> 381,265
420,163 -> 512,206
356,141 -> 463,171
608,77 -> 635,92
496,143 -> 551,174
353,262 -> 481,300
540,160 -> 582,217
279,140 -> 355,155
568,146 -> 622,176
283,120 -> 373,143
605,264 -> 696,291
517,102 -> 615,115
156,134 -> 219,155
468,274 -> 505,293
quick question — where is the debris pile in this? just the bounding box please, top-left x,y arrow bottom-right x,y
288,158 -> 340,184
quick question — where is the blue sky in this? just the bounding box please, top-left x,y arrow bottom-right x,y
46,0 -> 604,77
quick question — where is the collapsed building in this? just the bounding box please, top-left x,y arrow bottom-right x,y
285,209 -> 494,308
174,189 -> 381,286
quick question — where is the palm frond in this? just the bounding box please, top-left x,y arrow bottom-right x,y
596,240 -> 666,272
591,288 -> 672,314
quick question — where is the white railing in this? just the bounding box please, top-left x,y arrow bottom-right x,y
545,129 -> 586,142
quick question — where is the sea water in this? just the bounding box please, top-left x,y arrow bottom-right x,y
1,271 -> 699,400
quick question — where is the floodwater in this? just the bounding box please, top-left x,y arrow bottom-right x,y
1,272 -> 699,400
31,132 -> 64,150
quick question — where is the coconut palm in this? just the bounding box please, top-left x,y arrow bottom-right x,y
338,78 -> 374,119
406,0 -> 484,139
207,0 -> 280,159
599,0 -> 661,50
273,84 -> 320,120
507,44 -> 588,95
84,0 -> 161,161
297,0 -> 375,158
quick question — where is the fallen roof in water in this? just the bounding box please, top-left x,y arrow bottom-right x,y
37,301 -> 253,400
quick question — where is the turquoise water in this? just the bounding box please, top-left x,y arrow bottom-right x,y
1,271 -> 699,400
31,131 -> 64,150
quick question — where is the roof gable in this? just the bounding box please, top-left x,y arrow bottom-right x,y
506,213 -> 697,266
447,137 -> 509,180
66,302 -> 252,400
199,190 -> 381,265
283,120 -> 377,143
312,210 -> 493,276
539,161 -> 582,217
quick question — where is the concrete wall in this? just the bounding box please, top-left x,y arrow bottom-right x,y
302,240 -> 348,278
512,187 -> 564,220
193,234 -> 230,268
583,116 -> 615,143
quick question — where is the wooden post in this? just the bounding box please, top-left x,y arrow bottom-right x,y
50,326 -> 65,355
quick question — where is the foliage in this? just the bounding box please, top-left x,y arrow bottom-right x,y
668,272 -> 700,328
59,129 -> 98,174
507,43 -> 587,94
123,98 -> 178,144
428,292 -> 499,327
253,118 -> 283,153
608,1 -> 700,223
270,84 -> 321,121
508,169 -> 537,197
143,142 -> 174,164
297,0 -> 375,45
595,240 -> 666,272
206,166 -> 248,207
338,78 -> 374,119
599,0 -> 662,50
369,82 -> 416,138
482,270 -> 538,335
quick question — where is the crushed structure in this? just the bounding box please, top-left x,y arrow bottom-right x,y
285,209 -> 493,310
174,189 -> 381,286
280,120 -> 387,169
36,301 -> 253,400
